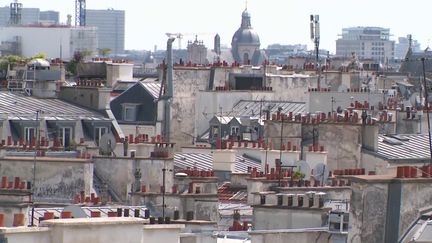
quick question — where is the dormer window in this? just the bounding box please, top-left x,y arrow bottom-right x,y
122,103 -> 139,122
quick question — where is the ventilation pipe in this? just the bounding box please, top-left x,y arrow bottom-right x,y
163,37 -> 175,143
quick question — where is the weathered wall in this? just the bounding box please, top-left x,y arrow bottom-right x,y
253,206 -> 329,230
132,193 -> 219,222
250,230 -> 344,243
93,157 -> 174,201
59,86 -> 111,111
170,68 -> 211,148
318,124 -> 362,170
308,91 -> 384,113
0,157 -> 92,202
246,179 -> 279,205
360,152 -> 389,174
399,181 -> 432,239
349,180 -> 389,243
266,73 -> 311,102
264,121 -> 302,151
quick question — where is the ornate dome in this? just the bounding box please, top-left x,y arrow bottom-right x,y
232,28 -> 260,45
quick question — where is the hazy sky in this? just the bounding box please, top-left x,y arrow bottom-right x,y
14,0 -> 432,53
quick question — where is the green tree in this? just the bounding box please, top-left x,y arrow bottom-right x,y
98,48 -> 112,57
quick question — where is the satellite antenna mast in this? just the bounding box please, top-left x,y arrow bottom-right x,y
310,14 -> 321,90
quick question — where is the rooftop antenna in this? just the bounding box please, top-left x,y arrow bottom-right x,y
310,14 -> 320,90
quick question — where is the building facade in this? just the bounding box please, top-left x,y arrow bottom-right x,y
86,9 -> 125,55
39,10 -> 60,24
336,27 -> 395,63
0,26 -> 98,60
0,6 -> 39,26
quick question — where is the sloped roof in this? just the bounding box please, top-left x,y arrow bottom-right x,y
139,81 -> 161,99
0,92 -> 107,120
174,152 -> 261,173
228,100 -> 305,119
372,134 -> 431,161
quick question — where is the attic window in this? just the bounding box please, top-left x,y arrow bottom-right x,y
122,103 -> 139,121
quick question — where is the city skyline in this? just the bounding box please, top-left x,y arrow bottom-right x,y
6,0 -> 432,52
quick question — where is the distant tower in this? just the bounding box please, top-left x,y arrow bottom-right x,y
67,14 -> 72,26
9,0 -> 23,25
214,34 -> 221,56
75,0 -> 86,26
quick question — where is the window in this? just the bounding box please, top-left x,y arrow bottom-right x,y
95,127 -> 108,146
24,127 -> 36,144
122,104 -> 137,121
230,126 -> 240,136
59,127 -> 73,148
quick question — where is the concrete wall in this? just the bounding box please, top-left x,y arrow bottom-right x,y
318,124 -> 362,170
93,156 -> 174,201
0,218 -> 184,243
308,91 -> 384,113
0,157 -> 92,202
348,177 -> 432,243
59,86 -> 111,111
106,63 -> 134,88
0,227 -> 51,243
349,180 -> 389,243
250,230 -> 345,243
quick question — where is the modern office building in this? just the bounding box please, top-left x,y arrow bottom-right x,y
39,10 -> 60,24
336,27 -> 395,62
0,25 -> 98,60
86,9 -> 125,55
0,6 -> 40,26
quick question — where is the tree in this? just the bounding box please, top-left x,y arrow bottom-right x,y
98,48 -> 112,58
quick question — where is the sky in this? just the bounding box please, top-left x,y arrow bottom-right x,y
13,0 -> 432,53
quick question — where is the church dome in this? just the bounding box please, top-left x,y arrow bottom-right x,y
231,8 -> 260,46
232,28 -> 260,45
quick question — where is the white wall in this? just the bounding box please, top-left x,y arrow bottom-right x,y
0,26 -> 97,60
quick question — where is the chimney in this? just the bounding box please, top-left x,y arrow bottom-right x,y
213,149 -> 236,172
260,149 -> 300,172
362,125 -> 379,151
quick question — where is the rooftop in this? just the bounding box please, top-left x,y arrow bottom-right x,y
0,92 -> 107,120
371,134 -> 431,161
174,153 -> 260,173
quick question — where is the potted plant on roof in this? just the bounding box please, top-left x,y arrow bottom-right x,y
293,171 -> 305,187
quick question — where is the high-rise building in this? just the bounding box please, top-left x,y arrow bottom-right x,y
39,10 -> 60,24
0,6 -> 39,26
0,26 -> 98,60
86,9 -> 125,55
336,27 -> 395,62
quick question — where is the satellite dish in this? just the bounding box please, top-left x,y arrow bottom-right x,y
313,163 -> 330,184
63,205 -> 87,218
99,133 -> 117,155
175,172 -> 188,178
297,160 -> 311,179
